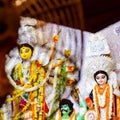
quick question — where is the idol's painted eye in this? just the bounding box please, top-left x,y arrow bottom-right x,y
102,75 -> 105,79
96,76 -> 99,79
20,47 -> 31,54
96,73 -> 107,80
25,49 -> 29,53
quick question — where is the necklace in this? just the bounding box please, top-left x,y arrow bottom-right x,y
97,84 -> 108,95
97,84 -> 108,108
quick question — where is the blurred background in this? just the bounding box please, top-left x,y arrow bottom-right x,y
14,0 -> 120,32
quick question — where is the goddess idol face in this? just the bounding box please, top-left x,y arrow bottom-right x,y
95,73 -> 107,85
94,70 -> 108,86
20,46 -> 32,60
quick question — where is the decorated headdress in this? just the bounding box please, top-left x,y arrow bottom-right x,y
17,17 -> 46,47
84,56 -> 115,81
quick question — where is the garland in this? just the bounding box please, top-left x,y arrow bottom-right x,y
48,65 -> 68,119
0,109 -> 4,120
14,103 -> 30,120
93,84 -> 112,120
7,61 -> 52,92
5,61 -> 52,120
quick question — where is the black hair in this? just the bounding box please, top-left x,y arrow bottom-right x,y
94,70 -> 109,84
59,99 -> 73,116
18,43 -> 33,52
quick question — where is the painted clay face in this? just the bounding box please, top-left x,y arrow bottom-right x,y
20,46 -> 32,60
60,104 -> 71,116
95,73 -> 107,85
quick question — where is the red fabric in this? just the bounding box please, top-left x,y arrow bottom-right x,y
85,97 -> 93,109
44,100 -> 49,113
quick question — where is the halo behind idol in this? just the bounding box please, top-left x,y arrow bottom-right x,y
84,55 -> 115,81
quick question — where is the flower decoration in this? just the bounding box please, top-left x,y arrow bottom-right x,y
52,34 -> 59,43
36,60 -> 42,68
93,84 -> 113,120
68,65 -> 75,72
50,46 -> 55,50
52,30 -> 61,43
66,78 -> 77,86
64,49 -> 71,57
